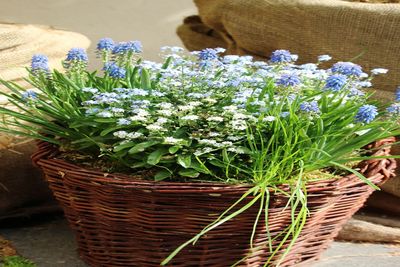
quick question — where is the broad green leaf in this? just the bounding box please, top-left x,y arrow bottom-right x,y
147,148 -> 167,165
177,154 -> 191,168
154,170 -> 172,181
128,140 -> 160,154
168,145 -> 180,154
114,141 -> 136,152
178,169 -> 200,178
130,162 -> 148,168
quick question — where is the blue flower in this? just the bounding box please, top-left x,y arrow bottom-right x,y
112,41 -> 142,54
97,38 -> 114,51
387,103 -> 400,116
355,104 -> 378,124
348,88 -> 365,97
270,50 -> 297,63
276,73 -> 301,87
300,101 -> 320,113
31,54 -> 49,73
325,74 -> 347,91
318,55 -> 332,62
117,118 -> 131,125
22,89 -> 37,100
331,62 -> 363,76
280,111 -> 290,118
104,62 -> 126,79
395,88 -> 400,101
198,48 -> 219,61
66,48 -> 88,62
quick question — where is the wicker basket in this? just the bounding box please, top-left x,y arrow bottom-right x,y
31,138 -> 396,267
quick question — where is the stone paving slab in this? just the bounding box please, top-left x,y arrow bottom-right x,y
1,216 -> 399,266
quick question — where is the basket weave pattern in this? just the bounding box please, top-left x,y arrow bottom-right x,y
32,138 -> 396,266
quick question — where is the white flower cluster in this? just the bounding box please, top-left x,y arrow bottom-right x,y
79,46 -> 382,160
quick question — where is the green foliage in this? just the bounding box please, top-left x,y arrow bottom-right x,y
1,256 -> 36,267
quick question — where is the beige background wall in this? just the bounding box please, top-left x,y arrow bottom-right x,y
0,0 -> 196,67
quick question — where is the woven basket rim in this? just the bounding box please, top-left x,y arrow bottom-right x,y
32,138 -> 396,192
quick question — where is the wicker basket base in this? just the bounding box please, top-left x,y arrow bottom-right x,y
32,139 -> 396,266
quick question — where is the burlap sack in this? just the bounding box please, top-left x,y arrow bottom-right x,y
0,23 -> 90,220
178,0 -> 400,198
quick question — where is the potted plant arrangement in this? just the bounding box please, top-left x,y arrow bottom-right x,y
0,39 -> 398,266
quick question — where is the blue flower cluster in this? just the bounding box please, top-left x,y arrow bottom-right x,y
104,62 -> 126,79
21,89 -> 37,100
112,41 -> 142,54
97,38 -> 114,51
331,62 -> 363,77
31,54 -> 49,74
66,48 -> 88,62
325,74 -> 347,91
386,88 -> 400,116
300,101 -> 320,114
276,73 -> 301,87
355,105 -> 378,124
270,50 -> 297,63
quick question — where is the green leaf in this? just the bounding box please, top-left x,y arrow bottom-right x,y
130,162 -> 148,168
94,118 -> 116,123
178,169 -> 200,178
100,126 -> 125,136
173,127 -> 188,138
114,141 -> 136,152
177,154 -> 191,168
209,159 -> 225,168
128,140 -> 160,154
140,68 -> 151,89
168,145 -> 180,154
147,148 -> 167,165
154,170 -> 172,181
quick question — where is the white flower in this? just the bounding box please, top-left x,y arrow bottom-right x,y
82,87 -> 98,93
157,102 -> 173,109
263,116 -> 276,122
227,147 -> 247,154
181,115 -> 199,121
129,115 -> 148,122
194,147 -> 213,156
188,101 -> 202,107
371,68 -> 388,75
209,132 -> 221,137
158,109 -> 174,117
233,113 -> 248,120
97,111 -> 113,118
207,116 -> 224,122
231,120 -> 247,130
156,117 -> 169,124
113,131 -> 128,138
221,141 -> 233,146
146,124 -> 166,132
227,136 -> 244,141
223,105 -> 238,113
126,132 -> 143,139
203,98 -> 217,104
318,55 -> 332,62
163,137 -> 184,144
198,139 -> 218,146
111,107 -> 125,113
179,105 -> 195,112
